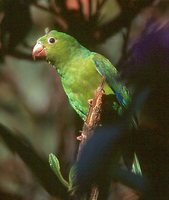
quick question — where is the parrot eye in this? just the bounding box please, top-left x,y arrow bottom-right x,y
48,37 -> 56,44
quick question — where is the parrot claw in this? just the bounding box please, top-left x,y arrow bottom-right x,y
76,133 -> 87,141
47,59 -> 51,65
88,99 -> 93,105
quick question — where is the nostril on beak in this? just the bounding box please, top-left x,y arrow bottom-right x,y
32,43 -> 46,59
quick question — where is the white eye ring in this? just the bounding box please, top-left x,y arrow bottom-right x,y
48,37 -> 56,44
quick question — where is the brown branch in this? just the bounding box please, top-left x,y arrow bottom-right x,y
89,0 -> 93,19
77,77 -> 105,156
33,3 -> 50,12
76,77 -> 106,200
77,0 -> 85,19
49,0 -> 61,14
97,0 -> 107,11
7,51 -> 33,61
89,186 -> 99,200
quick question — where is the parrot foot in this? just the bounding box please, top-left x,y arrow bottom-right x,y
76,133 -> 87,141
88,99 -> 93,105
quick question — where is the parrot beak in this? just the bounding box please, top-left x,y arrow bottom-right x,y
32,43 -> 46,60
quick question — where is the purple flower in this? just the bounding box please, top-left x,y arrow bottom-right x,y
120,18 -> 169,88
120,18 -> 169,129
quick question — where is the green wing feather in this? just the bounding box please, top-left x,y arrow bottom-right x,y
92,53 -> 130,107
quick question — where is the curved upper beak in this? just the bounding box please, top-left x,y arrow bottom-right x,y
32,43 -> 46,59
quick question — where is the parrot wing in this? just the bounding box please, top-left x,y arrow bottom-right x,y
92,53 -> 130,107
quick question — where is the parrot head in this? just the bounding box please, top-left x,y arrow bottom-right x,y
32,30 -> 80,66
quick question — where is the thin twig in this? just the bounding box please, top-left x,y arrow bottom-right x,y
8,51 -> 33,61
119,22 -> 132,64
77,77 -> 105,156
97,0 -> 107,11
89,186 -> 99,200
76,77 -> 106,200
77,0 -> 85,20
49,0 -> 62,16
89,0 -> 93,20
33,3 -> 50,12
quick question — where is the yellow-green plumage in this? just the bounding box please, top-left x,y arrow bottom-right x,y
60,53 -> 114,119
33,30 -> 129,120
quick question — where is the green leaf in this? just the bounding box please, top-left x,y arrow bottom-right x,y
132,153 -> 142,175
68,165 -> 77,191
49,153 -> 69,188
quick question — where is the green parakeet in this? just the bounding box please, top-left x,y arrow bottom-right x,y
32,30 -> 130,120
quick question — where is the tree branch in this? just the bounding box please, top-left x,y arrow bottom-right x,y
76,77 -> 106,200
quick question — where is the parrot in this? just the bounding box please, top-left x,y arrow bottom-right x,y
32,31 -> 142,197
32,30 -> 130,121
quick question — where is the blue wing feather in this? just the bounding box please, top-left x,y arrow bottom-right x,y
92,53 -> 130,106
